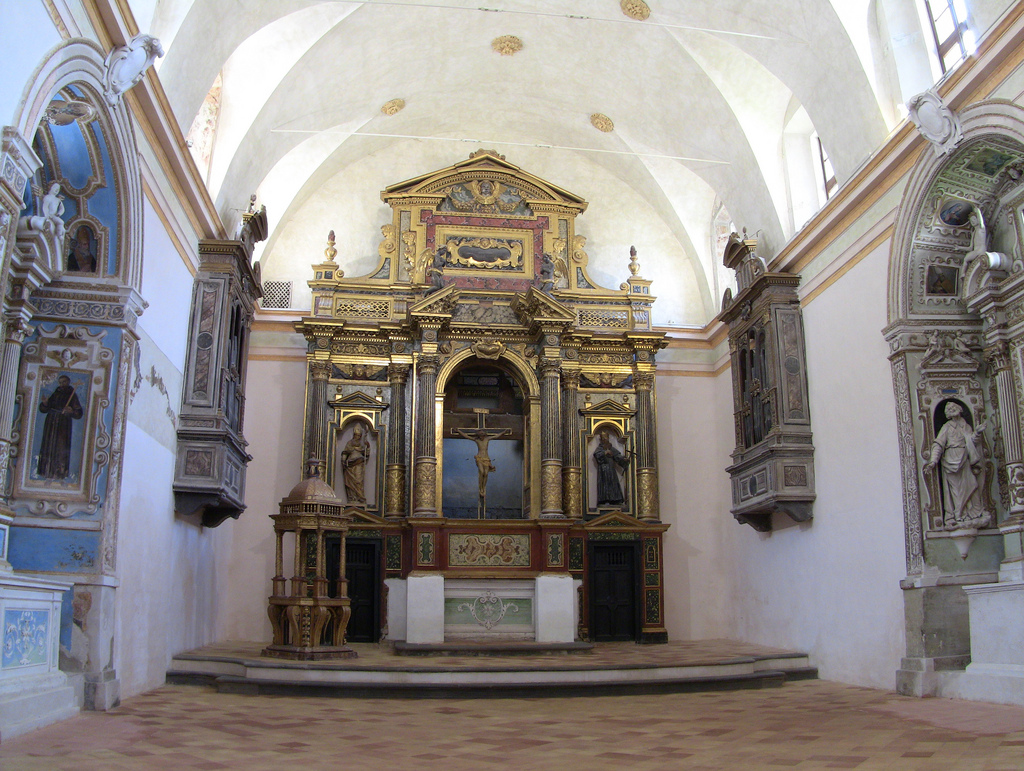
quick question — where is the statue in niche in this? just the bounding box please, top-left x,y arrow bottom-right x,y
340,423 -> 370,504
924,402 -> 992,530
67,224 -> 98,273
594,430 -> 629,507
37,374 -> 84,480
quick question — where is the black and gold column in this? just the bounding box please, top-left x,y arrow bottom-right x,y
305,359 -> 332,469
413,354 -> 440,516
385,362 -> 410,518
539,357 -> 563,518
561,368 -> 583,519
633,370 -> 660,522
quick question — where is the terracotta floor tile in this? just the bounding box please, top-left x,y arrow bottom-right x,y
2,680 -> 1024,770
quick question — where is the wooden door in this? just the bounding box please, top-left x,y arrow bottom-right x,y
588,541 -> 639,641
345,539 -> 381,643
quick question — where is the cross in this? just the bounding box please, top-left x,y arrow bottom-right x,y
451,409 -> 511,517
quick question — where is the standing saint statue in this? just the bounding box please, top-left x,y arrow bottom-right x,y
340,423 -> 370,504
594,431 -> 629,507
37,374 -> 84,480
924,402 -> 991,529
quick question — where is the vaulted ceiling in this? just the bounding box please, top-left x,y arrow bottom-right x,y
141,0 -> 929,325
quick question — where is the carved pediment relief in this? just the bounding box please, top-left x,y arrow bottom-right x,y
581,398 -> 636,417
328,390 -> 388,410
409,284 -> 459,319
511,287 -> 575,330
381,150 -> 588,215
585,510 -> 647,530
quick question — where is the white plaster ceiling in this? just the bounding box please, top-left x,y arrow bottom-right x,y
142,0 -> 906,325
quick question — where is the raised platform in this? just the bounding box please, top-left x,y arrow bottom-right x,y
168,639 -> 817,698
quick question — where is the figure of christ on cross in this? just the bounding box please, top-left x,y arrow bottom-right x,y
451,408 -> 511,517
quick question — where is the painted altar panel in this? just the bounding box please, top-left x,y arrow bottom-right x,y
11,322 -> 121,521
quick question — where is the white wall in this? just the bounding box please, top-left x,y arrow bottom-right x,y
218,357 -> 306,642
0,5 -> 61,127
113,197 -> 233,698
658,372 -> 735,640
725,243 -> 907,689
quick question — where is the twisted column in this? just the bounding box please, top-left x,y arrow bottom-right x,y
634,370 -> 660,522
413,355 -> 440,516
385,363 -> 410,518
305,359 -> 332,470
561,368 -> 583,519
539,358 -> 563,518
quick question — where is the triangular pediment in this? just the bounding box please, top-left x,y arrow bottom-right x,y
409,285 -> 459,318
585,511 -> 645,529
511,288 -> 576,329
382,150 -> 587,213
329,390 -> 388,411
346,508 -> 389,526
581,398 -> 636,417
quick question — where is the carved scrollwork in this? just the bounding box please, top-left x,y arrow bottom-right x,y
471,338 -> 505,360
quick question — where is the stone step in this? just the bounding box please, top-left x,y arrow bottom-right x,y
393,640 -> 595,656
0,678 -> 79,742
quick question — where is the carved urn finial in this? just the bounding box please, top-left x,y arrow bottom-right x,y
325,230 -> 337,262
629,245 -> 640,276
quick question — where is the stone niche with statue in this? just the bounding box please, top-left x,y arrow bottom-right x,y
292,151 -> 669,645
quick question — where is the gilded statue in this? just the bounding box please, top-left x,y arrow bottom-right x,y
340,423 -> 370,504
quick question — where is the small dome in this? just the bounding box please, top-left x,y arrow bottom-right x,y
281,459 -> 344,505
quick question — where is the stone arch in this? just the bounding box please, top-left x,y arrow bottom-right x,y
888,100 -> 1024,323
0,37 -> 154,710
884,100 -> 1024,698
9,38 -> 144,291
435,345 -> 541,397
435,346 -> 542,519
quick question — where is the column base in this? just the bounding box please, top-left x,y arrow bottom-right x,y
83,669 -> 120,711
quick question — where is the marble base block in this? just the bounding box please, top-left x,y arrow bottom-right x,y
534,574 -> 575,643
405,574 -> 445,644
937,580 -> 1024,706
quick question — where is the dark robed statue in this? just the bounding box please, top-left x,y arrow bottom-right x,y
594,430 -> 629,506
37,374 -> 84,480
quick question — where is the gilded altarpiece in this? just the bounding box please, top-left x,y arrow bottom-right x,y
293,152 -> 669,642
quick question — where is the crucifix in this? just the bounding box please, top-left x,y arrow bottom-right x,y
451,408 -> 511,518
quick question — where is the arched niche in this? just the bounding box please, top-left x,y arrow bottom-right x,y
332,416 -> 378,509
435,349 -> 539,519
9,38 -> 144,292
887,102 -> 1024,570
885,100 -> 1024,698
585,421 -> 633,515
0,37 -> 150,712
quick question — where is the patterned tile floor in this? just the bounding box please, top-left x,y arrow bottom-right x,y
3,679 -> 1023,770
